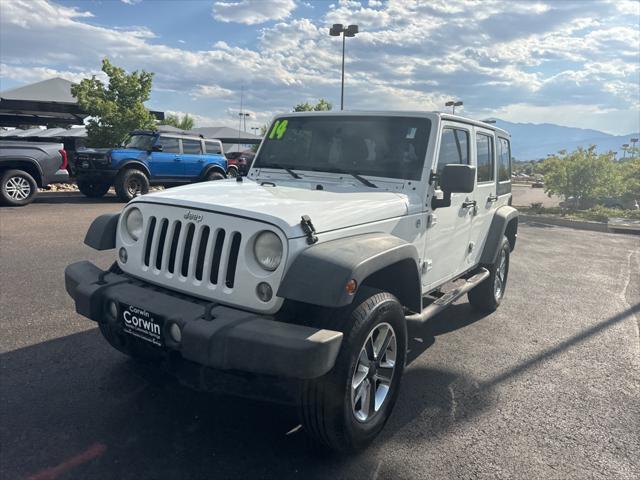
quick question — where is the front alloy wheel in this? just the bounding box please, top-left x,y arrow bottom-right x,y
300,289 -> 407,452
351,322 -> 397,422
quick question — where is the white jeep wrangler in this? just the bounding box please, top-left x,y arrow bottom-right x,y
65,112 -> 517,451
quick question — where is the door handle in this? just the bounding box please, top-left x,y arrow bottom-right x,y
174,158 -> 182,162
487,194 -> 498,202
462,200 -> 477,209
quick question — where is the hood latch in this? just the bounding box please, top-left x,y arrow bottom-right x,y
300,215 -> 318,245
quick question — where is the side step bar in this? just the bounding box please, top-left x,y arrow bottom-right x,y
405,268 -> 490,324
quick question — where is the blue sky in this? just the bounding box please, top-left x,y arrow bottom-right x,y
0,0 -> 638,134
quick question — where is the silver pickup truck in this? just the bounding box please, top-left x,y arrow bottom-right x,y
0,140 -> 69,206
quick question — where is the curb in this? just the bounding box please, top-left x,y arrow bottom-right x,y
519,214 -> 640,235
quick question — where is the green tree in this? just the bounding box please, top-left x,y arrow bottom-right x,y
542,146 -> 620,208
293,99 -> 333,112
71,58 -> 156,147
159,113 -> 194,130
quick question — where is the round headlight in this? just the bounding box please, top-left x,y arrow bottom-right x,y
124,207 -> 143,241
254,231 -> 282,271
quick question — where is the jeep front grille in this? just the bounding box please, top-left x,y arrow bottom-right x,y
142,216 -> 242,288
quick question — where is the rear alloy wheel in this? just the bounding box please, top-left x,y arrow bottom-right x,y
77,179 -> 111,198
226,167 -> 238,178
0,169 -> 38,206
114,168 -> 149,202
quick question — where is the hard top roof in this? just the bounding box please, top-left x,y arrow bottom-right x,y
273,110 -> 510,136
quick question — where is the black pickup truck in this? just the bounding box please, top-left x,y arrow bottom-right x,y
0,140 -> 69,206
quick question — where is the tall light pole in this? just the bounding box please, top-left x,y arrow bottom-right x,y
329,23 -> 358,110
445,100 -> 463,115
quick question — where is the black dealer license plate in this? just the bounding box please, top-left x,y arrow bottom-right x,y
120,303 -> 164,347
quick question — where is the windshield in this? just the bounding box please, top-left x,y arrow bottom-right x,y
254,115 -> 431,180
124,134 -> 155,150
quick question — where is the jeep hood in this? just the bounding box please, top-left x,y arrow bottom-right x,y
135,179 -> 409,238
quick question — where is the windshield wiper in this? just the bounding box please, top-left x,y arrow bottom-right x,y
258,163 -> 301,179
326,168 -> 378,188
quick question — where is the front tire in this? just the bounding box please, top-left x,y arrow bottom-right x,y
0,169 -> 38,206
77,178 -> 111,198
468,236 -> 510,313
114,168 -> 149,202
300,289 -> 407,452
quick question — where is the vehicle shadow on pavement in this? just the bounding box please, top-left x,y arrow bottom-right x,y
3,303 -> 637,479
0,326 -> 485,480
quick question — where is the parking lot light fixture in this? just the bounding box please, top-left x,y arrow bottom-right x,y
445,100 -> 463,115
329,23 -> 359,110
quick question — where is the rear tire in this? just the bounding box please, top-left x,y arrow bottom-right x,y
77,178 -> 111,198
300,289 -> 407,452
0,169 -> 38,206
468,236 -> 510,313
114,168 -> 149,202
226,167 -> 238,178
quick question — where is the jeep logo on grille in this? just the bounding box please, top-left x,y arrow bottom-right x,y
184,211 -> 203,223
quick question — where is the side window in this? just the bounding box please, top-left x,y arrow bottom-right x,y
476,133 -> 494,182
182,139 -> 202,155
436,128 -> 469,179
497,137 -> 511,182
205,141 -> 221,154
156,136 -> 180,154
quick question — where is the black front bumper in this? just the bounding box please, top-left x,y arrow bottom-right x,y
65,261 -> 343,379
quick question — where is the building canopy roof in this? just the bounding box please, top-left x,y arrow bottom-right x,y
0,77 -> 163,128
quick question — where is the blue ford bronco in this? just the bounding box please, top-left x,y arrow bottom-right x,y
75,130 -> 227,202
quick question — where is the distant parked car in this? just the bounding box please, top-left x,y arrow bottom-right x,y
531,180 -> 544,188
0,140 -> 69,206
225,150 -> 254,177
75,130 -> 227,202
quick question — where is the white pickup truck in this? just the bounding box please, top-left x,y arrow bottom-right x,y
65,111 -> 517,451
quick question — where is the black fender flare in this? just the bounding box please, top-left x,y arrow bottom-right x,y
277,233 -> 422,311
480,206 -> 518,264
117,160 -> 150,177
84,213 -> 120,250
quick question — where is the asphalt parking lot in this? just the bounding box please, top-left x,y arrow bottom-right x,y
1,192 -> 638,480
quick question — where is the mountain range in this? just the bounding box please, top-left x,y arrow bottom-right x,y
489,119 -> 638,161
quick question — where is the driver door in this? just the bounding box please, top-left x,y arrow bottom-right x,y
422,123 -> 475,291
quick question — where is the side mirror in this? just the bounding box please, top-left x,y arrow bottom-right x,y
152,145 -> 163,152
432,164 -> 476,209
441,164 -> 476,193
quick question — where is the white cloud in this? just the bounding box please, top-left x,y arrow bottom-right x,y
120,0 -> 142,5
0,0 -> 638,134
212,0 -> 296,25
